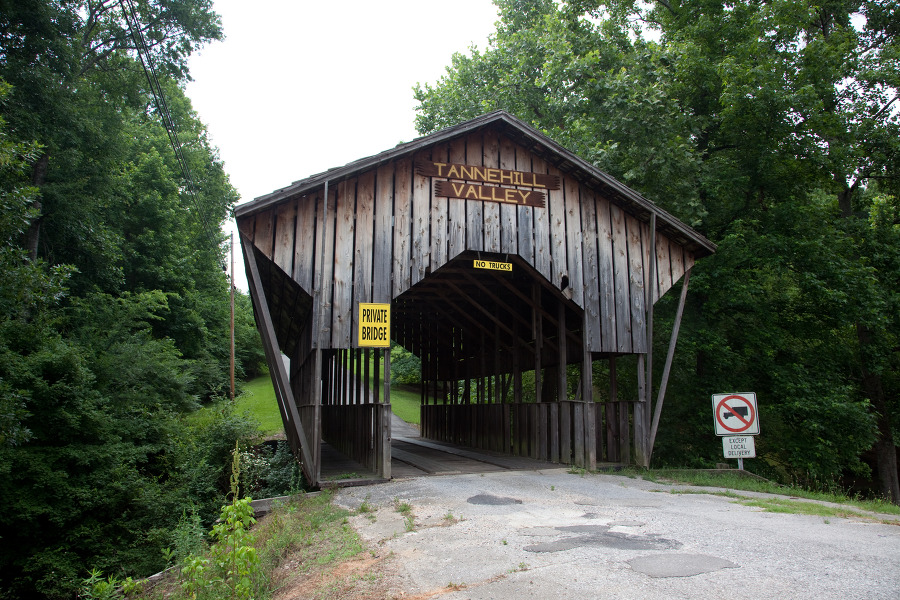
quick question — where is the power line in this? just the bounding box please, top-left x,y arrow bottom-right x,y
117,0 -> 224,264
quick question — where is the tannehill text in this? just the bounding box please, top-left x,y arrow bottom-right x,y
415,160 -> 560,190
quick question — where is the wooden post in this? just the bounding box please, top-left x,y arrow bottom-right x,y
229,233 -> 235,402
381,348 -> 391,480
533,282 -> 542,404
613,357 -> 630,464
583,314 -> 596,470
558,300 -> 567,402
634,354 -> 650,467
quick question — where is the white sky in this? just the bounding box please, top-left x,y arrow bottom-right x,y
185,0 -> 501,289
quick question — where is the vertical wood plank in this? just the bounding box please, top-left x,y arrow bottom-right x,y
515,144 -> 534,266
315,189 -> 336,349
684,249 -> 695,273
626,213 -> 647,353
596,197 -> 616,352
393,159 -> 412,297
671,243 -> 686,283
273,200 -> 296,275
332,179 -> 356,348
411,152 -> 430,287
499,136 -> 518,255
431,143 -> 449,271
352,171 -> 375,342
253,208 -> 275,259
580,189 -> 602,351
373,164 -> 394,303
585,402 -> 597,470
564,176 -> 584,307
294,195 -> 316,293
573,402 -> 585,468
531,155 -> 552,280
656,233 -> 673,301
482,130 -> 501,253
448,139 -> 467,259
610,203 -> 632,353
548,166 -> 567,289
558,402 -> 570,464
465,133 -> 484,252
642,220 -> 653,305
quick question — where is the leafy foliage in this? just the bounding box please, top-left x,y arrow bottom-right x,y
0,1 -> 267,597
415,0 -> 900,496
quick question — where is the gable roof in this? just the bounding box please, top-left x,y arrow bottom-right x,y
234,110 -> 715,258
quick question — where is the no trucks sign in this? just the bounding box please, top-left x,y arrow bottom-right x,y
712,392 -> 760,436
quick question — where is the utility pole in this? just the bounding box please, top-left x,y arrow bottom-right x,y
230,232 -> 235,402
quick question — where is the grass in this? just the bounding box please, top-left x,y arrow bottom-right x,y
390,384 -> 422,425
205,372 -> 421,437
623,468 -> 900,517
236,375 -> 283,434
737,497 -> 870,519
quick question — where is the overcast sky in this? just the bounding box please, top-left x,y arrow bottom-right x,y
185,0 -> 500,289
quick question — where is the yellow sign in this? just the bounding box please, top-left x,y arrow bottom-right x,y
358,303 -> 390,347
474,259 -> 512,272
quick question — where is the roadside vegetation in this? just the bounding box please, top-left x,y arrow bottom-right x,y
81,454 -> 386,600
624,469 -> 900,517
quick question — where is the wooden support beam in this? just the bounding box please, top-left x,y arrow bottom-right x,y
645,213 -> 656,455
242,233 -> 317,486
648,268 -> 691,463
494,274 -> 581,347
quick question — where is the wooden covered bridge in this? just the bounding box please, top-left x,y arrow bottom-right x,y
235,111 -> 715,487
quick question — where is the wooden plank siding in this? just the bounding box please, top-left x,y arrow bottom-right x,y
241,132 -> 699,355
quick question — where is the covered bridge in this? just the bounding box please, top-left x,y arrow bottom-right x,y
235,111 -> 715,487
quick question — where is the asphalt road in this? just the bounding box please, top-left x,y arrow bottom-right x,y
335,469 -> 900,600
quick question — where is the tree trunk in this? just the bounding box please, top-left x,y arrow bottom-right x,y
857,323 -> 900,504
24,153 -> 49,261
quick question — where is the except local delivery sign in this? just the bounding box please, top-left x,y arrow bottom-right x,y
722,436 -> 756,458
358,303 -> 390,348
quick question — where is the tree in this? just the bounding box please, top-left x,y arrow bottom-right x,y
0,0 -> 264,595
415,0 -> 900,499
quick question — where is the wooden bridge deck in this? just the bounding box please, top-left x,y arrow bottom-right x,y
319,415 -> 624,487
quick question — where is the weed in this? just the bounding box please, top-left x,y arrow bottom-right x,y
357,496 -> 374,514
404,515 -> 415,532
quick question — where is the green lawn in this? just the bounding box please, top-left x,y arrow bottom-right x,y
235,375 -> 283,434
229,375 -> 421,435
389,384 -> 421,425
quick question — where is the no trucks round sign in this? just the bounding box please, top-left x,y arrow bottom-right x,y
712,392 -> 760,436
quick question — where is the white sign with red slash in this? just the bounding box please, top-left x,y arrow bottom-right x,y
712,392 -> 760,436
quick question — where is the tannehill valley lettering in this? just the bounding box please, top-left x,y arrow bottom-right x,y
433,181 -> 546,208
415,160 -> 560,190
